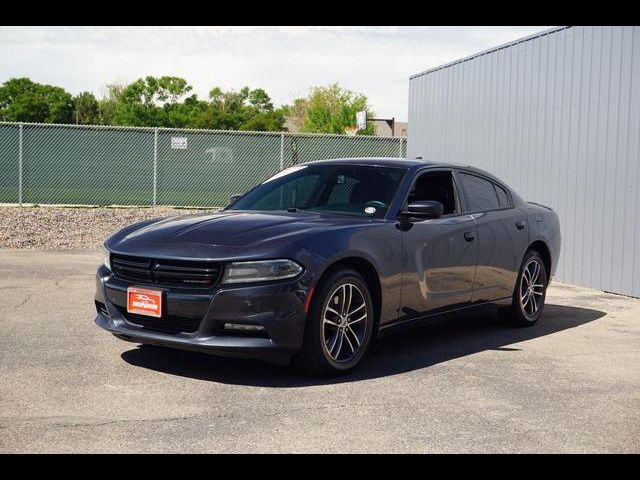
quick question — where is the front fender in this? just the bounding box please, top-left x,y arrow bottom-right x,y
293,222 -> 402,325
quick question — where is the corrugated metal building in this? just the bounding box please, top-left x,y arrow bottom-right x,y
408,26 -> 640,297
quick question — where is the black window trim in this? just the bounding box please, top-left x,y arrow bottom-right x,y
398,167 -> 468,219
456,169 -> 515,214
492,182 -> 511,209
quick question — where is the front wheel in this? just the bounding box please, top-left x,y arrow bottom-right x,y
499,250 -> 548,327
294,268 -> 374,376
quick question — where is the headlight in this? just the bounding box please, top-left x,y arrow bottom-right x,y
221,259 -> 302,284
103,245 -> 111,271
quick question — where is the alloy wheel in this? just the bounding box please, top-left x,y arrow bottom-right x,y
520,259 -> 545,318
321,283 -> 369,363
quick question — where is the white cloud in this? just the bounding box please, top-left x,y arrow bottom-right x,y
0,26 -> 554,121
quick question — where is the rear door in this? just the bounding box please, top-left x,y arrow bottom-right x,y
457,171 -> 529,302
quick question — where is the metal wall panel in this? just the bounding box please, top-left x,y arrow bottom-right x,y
408,26 -> 640,297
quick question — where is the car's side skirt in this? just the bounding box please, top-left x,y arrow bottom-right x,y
377,297 -> 513,338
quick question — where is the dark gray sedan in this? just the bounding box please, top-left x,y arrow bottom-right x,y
95,158 -> 561,376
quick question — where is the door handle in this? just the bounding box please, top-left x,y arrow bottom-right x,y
463,231 -> 475,242
516,220 -> 526,230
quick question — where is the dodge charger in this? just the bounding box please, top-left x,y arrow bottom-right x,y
95,158 -> 561,376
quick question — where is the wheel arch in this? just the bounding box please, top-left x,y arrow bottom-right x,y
313,256 -> 382,334
528,240 -> 552,281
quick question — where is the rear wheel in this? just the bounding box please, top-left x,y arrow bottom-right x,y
294,268 -> 374,376
499,249 -> 548,326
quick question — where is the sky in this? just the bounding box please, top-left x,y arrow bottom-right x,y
0,26 -> 554,121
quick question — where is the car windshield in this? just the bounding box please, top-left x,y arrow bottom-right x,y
228,164 -> 407,218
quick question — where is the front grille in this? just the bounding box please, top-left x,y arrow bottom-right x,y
116,306 -> 201,334
111,254 -> 222,288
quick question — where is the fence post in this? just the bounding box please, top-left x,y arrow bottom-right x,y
18,123 -> 23,206
398,137 -> 404,158
153,128 -> 158,207
279,132 -> 285,170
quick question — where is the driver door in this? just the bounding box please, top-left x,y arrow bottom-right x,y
399,169 -> 478,317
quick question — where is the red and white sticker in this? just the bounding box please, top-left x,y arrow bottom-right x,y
127,287 -> 162,318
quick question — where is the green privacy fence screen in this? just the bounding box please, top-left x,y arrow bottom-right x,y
0,122 -> 407,207
0,123 -> 19,204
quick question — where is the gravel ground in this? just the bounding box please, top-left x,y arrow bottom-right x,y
0,206 -> 216,250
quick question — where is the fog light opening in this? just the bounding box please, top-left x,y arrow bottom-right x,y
223,323 -> 266,332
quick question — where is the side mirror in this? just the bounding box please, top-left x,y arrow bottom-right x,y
403,200 -> 444,219
228,194 -> 243,206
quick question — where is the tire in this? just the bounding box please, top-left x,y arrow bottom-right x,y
294,268 -> 375,376
498,249 -> 548,327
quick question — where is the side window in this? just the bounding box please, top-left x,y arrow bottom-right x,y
494,184 -> 510,208
460,173 -> 500,212
408,171 -> 459,215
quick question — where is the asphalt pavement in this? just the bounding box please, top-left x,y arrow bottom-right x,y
1,251 -> 638,453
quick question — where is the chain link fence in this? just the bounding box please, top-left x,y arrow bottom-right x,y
0,122 -> 407,207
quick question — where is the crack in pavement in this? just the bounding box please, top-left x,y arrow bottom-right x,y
12,294 -> 35,311
0,414 -> 206,430
0,402 -> 394,430
55,414 -> 205,429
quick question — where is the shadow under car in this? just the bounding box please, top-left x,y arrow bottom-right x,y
120,303 -> 606,387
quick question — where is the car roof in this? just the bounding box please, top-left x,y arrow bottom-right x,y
300,157 -> 472,170
298,157 -> 508,186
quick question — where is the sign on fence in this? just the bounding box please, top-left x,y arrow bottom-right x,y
171,137 -> 188,149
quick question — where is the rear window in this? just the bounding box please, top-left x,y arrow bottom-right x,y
460,173 -> 500,211
494,184 -> 510,208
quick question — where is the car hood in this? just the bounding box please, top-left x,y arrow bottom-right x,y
106,210 -> 374,259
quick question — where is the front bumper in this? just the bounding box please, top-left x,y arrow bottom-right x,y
94,265 -> 309,362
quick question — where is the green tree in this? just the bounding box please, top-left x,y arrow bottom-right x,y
164,95 -> 208,128
0,75 -> 287,131
112,76 -> 196,127
97,82 -> 126,125
248,88 -> 274,112
240,109 -> 287,131
0,77 -> 73,123
293,83 -> 375,135
189,86 -> 285,131
72,91 -> 100,124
